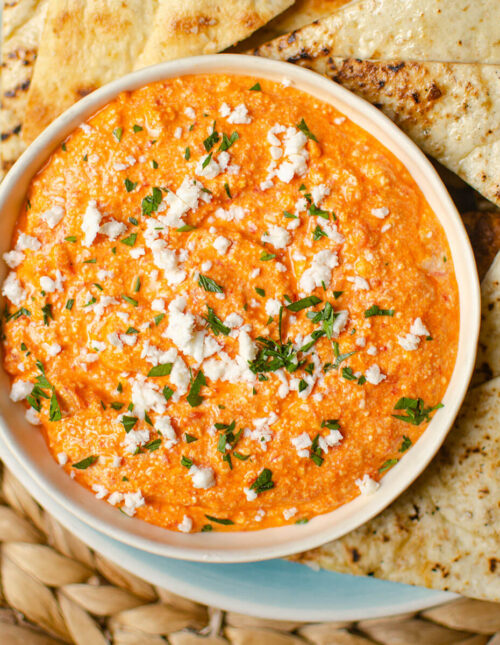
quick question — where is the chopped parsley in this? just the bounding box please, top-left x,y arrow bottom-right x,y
379,458 -> 398,473
286,295 -> 321,312
121,416 -> 138,433
202,152 -> 213,168
249,468 -> 274,494
392,397 -> 443,426
72,456 -> 97,470
163,386 -> 174,401
184,146 -> 191,160
204,306 -> 230,336
310,434 -> 324,466
41,304 -> 53,326
364,305 -> 395,318
141,187 -> 163,216
203,127 -> 220,152
186,370 -> 206,407
112,127 -> 123,142
249,82 -> 261,91
181,456 -> 193,468
283,210 -> 298,219
399,435 -> 412,452
124,178 -> 137,192
296,118 -> 318,142
185,433 -> 198,444
122,294 -> 138,307
147,363 -> 173,377
198,274 -> 223,293
204,515 -> 234,525
224,182 -> 232,198
65,236 -> 77,243
218,131 -> 239,152
132,124 -> 143,132
121,233 -> 137,247
154,313 -> 165,325
312,224 -> 328,241
260,251 -> 276,261
255,287 -> 265,297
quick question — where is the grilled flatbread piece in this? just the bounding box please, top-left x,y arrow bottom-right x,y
21,0 -> 293,143
232,0 -> 353,51
252,51 -> 500,207
0,0 -> 48,178
255,0 -> 500,64
294,371 -> 500,601
462,211 -> 500,282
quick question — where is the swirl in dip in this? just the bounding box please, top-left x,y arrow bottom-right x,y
2,74 -> 458,532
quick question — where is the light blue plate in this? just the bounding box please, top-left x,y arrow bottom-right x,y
1,436 -> 454,620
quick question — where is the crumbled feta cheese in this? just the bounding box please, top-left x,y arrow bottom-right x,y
3,250 -> 24,268
224,313 -> 243,328
92,484 -> 109,499
265,298 -> 281,317
201,260 -> 212,272
122,428 -> 150,454
213,235 -> 231,255
25,408 -> 40,425
250,268 -> 260,279
365,364 -> 386,385
149,239 -> 186,285
16,233 -> 41,251
162,177 -> 210,228
178,515 -> 193,533
347,275 -> 370,290
311,184 -> 330,205
174,126 -> 182,139
81,200 -> 102,246
371,207 -> 389,219
261,225 -> 290,249
283,507 -> 297,520
57,452 -> 68,465
321,220 -> 345,244
45,343 -> 62,357
355,336 -> 366,348
107,492 -> 124,506
410,317 -> 430,337
151,298 -> 166,312
366,345 -> 377,356
222,103 -> 251,124
130,247 -> 145,259
2,272 -> 26,305
130,374 -> 167,419
10,380 -> 33,401
291,432 -> 312,458
355,474 -> 380,495
184,107 -> 195,119
300,250 -> 338,292
100,219 -> 127,240
244,487 -> 258,502
121,490 -> 145,517
41,205 -> 64,229
189,465 -> 215,489
398,333 -> 420,351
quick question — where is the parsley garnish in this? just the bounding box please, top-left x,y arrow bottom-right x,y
184,147 -> 191,160
141,187 -> 163,216
181,456 -> 193,468
313,225 -> 327,240
185,433 -> 198,443
255,287 -> 265,297
176,224 -> 196,232
233,451 -> 250,461
286,295 -> 321,312
392,398 -> 443,425
283,210 -> 298,219
295,518 -> 309,525
379,458 -> 398,473
41,304 -> 53,326
218,131 -> 239,152
132,124 -> 143,132
296,118 -> 318,142
310,434 -> 324,466
202,152 -> 213,169
364,305 -> 395,318
204,306 -> 230,336
224,182 -> 232,198
122,294 -> 138,307
121,416 -> 138,433
124,178 -> 137,192
198,274 -> 223,293
65,236 -> 77,243
260,251 -> 276,261
144,438 -> 161,452
399,435 -> 412,452
249,82 -> 261,91
154,313 -> 165,325
72,456 -> 97,470
204,515 -> 234,525
163,386 -> 174,401
186,370 -> 206,407
112,127 -> 123,142
121,233 -> 137,247
147,363 -> 173,377
249,468 -> 274,494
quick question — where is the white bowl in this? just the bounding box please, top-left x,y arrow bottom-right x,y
0,54 -> 480,563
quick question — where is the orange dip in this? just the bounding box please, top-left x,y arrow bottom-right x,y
2,74 -> 459,532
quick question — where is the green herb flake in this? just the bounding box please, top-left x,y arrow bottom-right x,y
313,224 -> 328,241
218,131 -> 239,152
379,458 -> 398,473
176,224 -> 196,232
255,287 -> 265,297
392,397 -> 443,426
364,305 -> 395,318
399,435 -> 412,452
204,306 -> 230,336
249,468 -> 274,494
144,438 -> 162,452
198,274 -> 223,293
147,363 -> 173,377
249,82 -> 261,91
295,518 -> 309,525
121,416 -> 138,433
133,276 -> 141,292
152,159 -> 158,169
141,187 -> 163,216
184,146 -> 191,160
286,295 -> 321,312
185,433 -> 198,443
121,233 -> 137,247
204,514 -> 234,525
113,127 -> 123,142
154,313 -> 165,326
124,178 -> 138,192
202,152 -> 213,169
201,524 -> 213,532
132,124 -> 143,132
163,386 -> 174,401
283,210 -> 298,219
224,182 -> 232,198
72,456 -> 98,470
186,370 -> 206,407
296,117 -> 318,142
260,251 -> 276,261
122,294 -> 138,307
65,236 -> 77,243
181,455 -> 193,468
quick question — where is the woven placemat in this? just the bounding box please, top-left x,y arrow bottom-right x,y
0,461 -> 499,645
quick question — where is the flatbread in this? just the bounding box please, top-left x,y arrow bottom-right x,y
231,0 -> 354,51
294,374 -> 500,601
254,0 -> 500,64
0,0 -> 49,178
21,0 -> 293,144
474,252 -> 500,385
252,49 -> 500,207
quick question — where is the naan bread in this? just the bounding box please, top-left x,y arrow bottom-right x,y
21,0 -> 293,143
0,0 -> 49,178
255,0 -> 500,64
252,49 -> 500,207
474,253 -> 500,385
294,374 -> 500,601
462,211 -> 500,281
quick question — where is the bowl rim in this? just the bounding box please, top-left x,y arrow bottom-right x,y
0,53 -> 481,562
